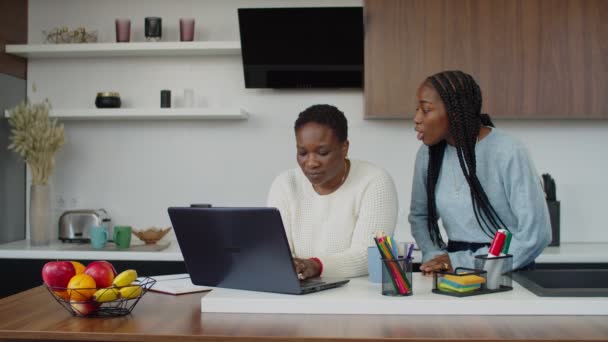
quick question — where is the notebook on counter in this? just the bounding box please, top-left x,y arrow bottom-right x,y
148,273 -> 212,295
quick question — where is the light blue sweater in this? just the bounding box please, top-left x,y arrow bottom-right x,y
408,128 -> 552,270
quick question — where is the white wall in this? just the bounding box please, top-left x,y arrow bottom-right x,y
28,0 -> 608,243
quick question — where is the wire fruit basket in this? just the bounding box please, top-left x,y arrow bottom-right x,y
45,277 -> 156,317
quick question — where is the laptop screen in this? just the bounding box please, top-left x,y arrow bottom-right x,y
168,207 -> 304,294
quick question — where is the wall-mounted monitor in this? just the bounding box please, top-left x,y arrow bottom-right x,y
237,7 -> 364,89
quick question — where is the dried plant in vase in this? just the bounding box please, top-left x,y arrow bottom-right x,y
7,100 -> 65,245
8,100 -> 65,185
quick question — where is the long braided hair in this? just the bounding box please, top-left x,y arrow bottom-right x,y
425,70 -> 508,247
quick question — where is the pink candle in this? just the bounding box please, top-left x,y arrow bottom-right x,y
180,18 -> 195,41
115,19 -> 131,43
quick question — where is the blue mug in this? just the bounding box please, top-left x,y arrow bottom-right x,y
368,240 -> 399,283
90,225 -> 108,249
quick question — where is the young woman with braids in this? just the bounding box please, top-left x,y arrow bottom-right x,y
268,104 -> 399,279
409,70 -> 551,274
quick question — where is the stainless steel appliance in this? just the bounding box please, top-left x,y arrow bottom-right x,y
58,209 -> 112,242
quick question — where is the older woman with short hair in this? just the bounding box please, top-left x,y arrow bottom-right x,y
268,104 -> 398,279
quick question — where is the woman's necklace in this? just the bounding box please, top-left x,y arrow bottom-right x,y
313,159 -> 349,194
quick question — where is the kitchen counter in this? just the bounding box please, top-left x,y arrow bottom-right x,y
201,275 -> 608,315
0,239 -> 607,263
535,243 -> 608,263
0,239 -> 183,261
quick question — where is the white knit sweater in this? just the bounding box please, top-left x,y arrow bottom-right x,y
267,159 -> 398,278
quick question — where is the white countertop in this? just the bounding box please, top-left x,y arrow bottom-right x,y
537,243 -> 608,263
201,275 -> 608,315
0,239 -> 607,263
0,239 -> 183,261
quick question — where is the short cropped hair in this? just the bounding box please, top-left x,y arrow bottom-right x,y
294,104 -> 348,142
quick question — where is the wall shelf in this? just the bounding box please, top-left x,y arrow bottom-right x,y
5,41 -> 241,58
4,108 -> 249,120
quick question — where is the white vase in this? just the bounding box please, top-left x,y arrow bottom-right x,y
30,184 -> 51,246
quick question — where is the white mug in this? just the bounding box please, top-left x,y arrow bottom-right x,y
183,89 -> 194,107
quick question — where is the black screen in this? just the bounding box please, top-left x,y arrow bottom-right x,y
237,7 -> 364,88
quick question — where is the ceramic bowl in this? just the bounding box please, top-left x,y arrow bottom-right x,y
132,226 -> 172,244
95,92 -> 121,108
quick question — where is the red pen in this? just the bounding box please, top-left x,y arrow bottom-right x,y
488,230 -> 506,258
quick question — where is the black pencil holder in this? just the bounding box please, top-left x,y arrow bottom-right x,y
433,268 -> 486,296
432,267 -> 513,297
381,257 -> 412,296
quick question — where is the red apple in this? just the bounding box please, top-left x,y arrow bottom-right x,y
87,260 -> 117,276
84,262 -> 115,288
41,261 -> 76,289
70,300 -> 100,316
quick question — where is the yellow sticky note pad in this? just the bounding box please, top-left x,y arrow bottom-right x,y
438,281 -> 480,293
443,274 -> 486,285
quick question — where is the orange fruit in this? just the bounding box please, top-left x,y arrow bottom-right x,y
67,274 -> 97,301
53,290 -> 70,300
70,261 -> 86,275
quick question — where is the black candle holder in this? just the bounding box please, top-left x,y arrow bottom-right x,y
145,17 -> 162,41
161,90 -> 171,108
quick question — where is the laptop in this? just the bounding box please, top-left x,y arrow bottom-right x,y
167,207 -> 350,295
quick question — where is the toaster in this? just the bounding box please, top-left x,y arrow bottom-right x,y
59,209 -> 112,242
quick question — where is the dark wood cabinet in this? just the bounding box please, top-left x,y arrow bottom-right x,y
0,0 -> 27,79
364,0 -> 608,119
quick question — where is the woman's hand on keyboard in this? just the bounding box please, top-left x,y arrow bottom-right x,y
293,258 -> 321,279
